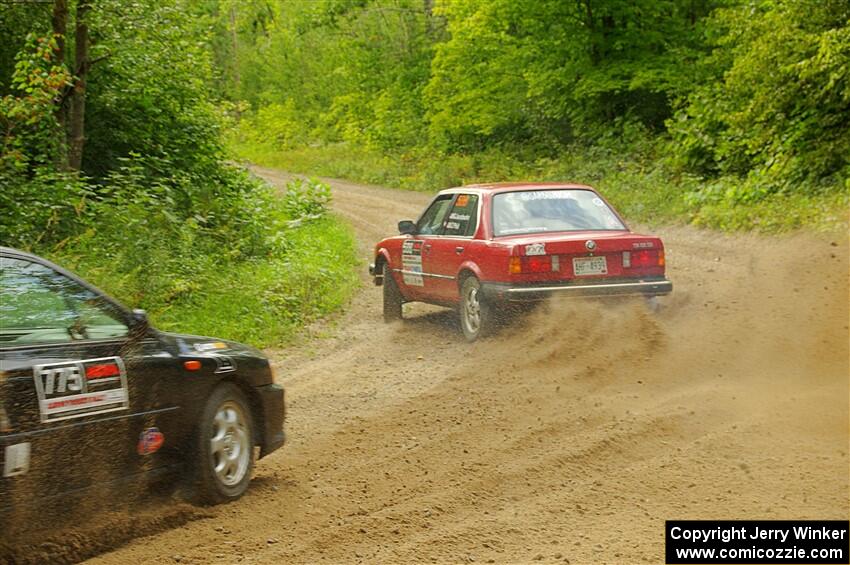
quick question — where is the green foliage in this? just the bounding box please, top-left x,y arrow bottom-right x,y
424,0 -> 530,147
216,0 -> 722,152
669,0 -> 850,194
83,0 -> 223,181
283,178 -> 332,220
0,169 -> 88,249
50,177 -> 358,346
207,0 -> 433,152
223,0 -> 847,233
234,139 -> 847,234
1,0 -> 359,347
248,101 -> 308,149
146,217 -> 358,346
0,34 -> 69,167
0,3 -> 49,93
0,34 -> 78,247
425,0 -> 716,148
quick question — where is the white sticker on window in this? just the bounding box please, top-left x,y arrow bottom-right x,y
516,192 -> 574,200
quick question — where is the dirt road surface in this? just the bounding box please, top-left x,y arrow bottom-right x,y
76,168 -> 848,563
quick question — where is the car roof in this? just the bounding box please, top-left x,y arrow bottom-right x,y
438,182 -> 596,195
0,246 -> 41,261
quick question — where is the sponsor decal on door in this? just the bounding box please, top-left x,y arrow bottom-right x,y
137,427 -> 165,455
401,239 -> 425,286
3,443 -> 30,477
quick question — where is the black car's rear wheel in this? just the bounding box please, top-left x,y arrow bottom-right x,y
382,262 -> 403,322
192,383 -> 255,504
459,276 -> 493,342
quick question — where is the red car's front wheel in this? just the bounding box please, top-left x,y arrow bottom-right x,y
382,263 -> 403,322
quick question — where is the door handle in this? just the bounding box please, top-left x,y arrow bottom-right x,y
455,246 -> 465,254
423,244 -> 432,253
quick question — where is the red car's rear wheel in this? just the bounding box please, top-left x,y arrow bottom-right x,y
459,276 -> 493,341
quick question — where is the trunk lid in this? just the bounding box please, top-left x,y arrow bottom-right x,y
504,230 -> 665,280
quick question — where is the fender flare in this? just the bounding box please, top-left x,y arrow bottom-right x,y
456,261 -> 485,287
373,248 -> 392,284
375,248 -> 391,270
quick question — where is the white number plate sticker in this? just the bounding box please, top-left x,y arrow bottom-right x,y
573,256 -> 608,276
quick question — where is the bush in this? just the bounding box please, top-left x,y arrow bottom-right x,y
46,166 -> 358,347
283,178 -> 332,220
668,0 -> 850,192
1,3 -> 361,348
231,137 -> 848,234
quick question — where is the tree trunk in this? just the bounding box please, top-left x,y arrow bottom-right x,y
51,0 -> 67,80
583,0 -> 599,65
229,4 -> 240,93
52,0 -> 69,169
68,0 -> 90,172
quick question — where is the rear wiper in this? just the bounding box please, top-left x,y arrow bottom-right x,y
67,318 -> 90,340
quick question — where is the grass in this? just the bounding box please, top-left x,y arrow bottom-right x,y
45,189 -> 360,349
138,218 -> 359,346
231,139 -> 849,234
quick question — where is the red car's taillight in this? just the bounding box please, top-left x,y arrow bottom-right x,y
509,256 -> 521,274
524,255 -> 551,273
509,255 -> 555,274
623,249 -> 664,268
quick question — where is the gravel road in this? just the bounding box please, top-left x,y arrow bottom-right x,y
75,168 -> 849,564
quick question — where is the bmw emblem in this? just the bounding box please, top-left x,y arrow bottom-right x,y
585,240 -> 597,251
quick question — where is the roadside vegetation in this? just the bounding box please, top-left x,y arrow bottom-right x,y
223,0 -> 849,233
0,1 -> 358,346
2,0 -> 846,345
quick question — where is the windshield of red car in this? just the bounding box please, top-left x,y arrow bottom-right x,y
492,189 -> 626,236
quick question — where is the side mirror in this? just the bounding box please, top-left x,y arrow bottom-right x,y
398,220 -> 416,235
130,309 -> 150,334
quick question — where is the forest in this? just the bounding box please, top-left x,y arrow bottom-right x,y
1,0 -> 848,343
225,0 -> 849,230
0,0 -> 358,344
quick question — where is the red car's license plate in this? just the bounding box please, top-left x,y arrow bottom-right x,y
573,256 -> 607,276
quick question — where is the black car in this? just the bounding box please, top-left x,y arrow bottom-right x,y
0,247 -> 285,538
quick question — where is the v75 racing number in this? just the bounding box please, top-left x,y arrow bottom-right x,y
33,357 -> 129,423
40,365 -> 84,395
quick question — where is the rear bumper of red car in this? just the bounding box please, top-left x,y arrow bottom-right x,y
481,277 -> 673,302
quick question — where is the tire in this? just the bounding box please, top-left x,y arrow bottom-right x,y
382,262 -> 403,322
459,276 -> 493,342
191,383 -> 255,504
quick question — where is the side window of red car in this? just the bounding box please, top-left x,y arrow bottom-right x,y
416,195 -> 454,235
442,194 -> 479,237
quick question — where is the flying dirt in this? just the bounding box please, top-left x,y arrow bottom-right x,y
10,168 -> 849,564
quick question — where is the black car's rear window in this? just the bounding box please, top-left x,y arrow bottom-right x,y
492,189 -> 626,236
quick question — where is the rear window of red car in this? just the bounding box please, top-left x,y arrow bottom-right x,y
492,189 -> 625,236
